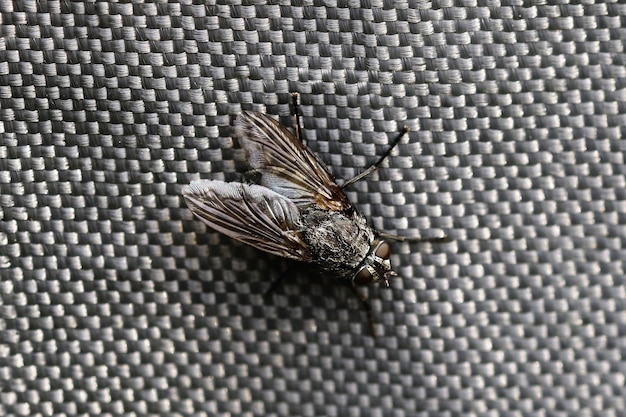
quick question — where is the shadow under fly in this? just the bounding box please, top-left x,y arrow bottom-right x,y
183,93 -> 446,336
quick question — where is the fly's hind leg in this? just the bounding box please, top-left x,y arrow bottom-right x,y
290,92 -> 407,190
263,260 -> 294,296
291,92 -> 303,145
340,126 -> 410,190
263,260 -> 309,296
264,274 -> 285,297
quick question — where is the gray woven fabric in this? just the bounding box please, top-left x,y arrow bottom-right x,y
1,1 -> 626,416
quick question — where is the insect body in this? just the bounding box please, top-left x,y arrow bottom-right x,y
183,101 -> 444,335
184,109 -> 398,286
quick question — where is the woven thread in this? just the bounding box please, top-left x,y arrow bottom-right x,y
1,2 -> 626,416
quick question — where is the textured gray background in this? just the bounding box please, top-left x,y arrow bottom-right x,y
1,1 -> 626,416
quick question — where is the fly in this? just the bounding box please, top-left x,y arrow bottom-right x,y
183,94 -> 445,336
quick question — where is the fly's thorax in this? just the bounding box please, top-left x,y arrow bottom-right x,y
352,239 -> 396,286
299,207 -> 375,278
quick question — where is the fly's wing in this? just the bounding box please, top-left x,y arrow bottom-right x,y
183,180 -> 312,261
235,111 -> 352,212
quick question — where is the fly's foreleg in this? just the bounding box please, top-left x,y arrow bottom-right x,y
347,283 -> 378,338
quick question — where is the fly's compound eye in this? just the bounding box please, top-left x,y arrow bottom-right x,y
354,265 -> 375,285
353,241 -> 394,286
375,240 -> 391,259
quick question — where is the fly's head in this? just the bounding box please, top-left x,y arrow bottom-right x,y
353,239 -> 396,287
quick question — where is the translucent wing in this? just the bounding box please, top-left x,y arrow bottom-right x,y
235,111 -> 352,212
183,180 -> 312,261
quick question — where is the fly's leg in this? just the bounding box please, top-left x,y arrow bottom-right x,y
340,126 -> 409,190
264,275 -> 285,296
266,259 -> 380,337
291,92 -> 447,243
291,92 -> 303,145
378,232 -> 448,244
263,260 -> 309,296
337,124 -> 448,243
347,283 -> 378,338
291,92 -> 406,187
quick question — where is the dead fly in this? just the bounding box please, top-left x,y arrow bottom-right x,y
183,94 -> 444,336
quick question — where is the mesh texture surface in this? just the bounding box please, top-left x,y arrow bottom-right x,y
1,1 -> 626,416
